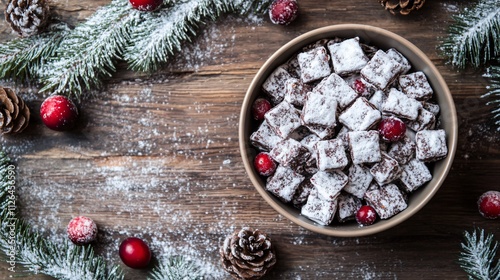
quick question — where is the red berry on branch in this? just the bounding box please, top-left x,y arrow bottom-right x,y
378,117 -> 407,142
67,216 -> 98,245
254,152 -> 277,176
40,95 -> 79,131
356,205 -> 377,226
252,98 -> 272,121
119,237 -> 152,269
478,191 -> 500,219
269,0 -> 299,25
129,0 -> 163,11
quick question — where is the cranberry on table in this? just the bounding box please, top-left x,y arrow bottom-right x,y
477,191 -> 500,219
252,98 -> 272,121
254,152 -> 277,176
40,95 -> 79,131
378,117 -> 407,142
67,216 -> 98,245
356,205 -> 377,226
119,237 -> 152,269
269,0 -> 299,25
129,0 -> 163,11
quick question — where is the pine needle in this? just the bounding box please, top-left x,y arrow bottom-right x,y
148,256 -> 204,280
439,0 -> 500,69
0,23 -> 69,82
0,0 -> 271,99
0,151 -> 124,280
482,64 -> 500,130
37,0 -> 134,100
458,228 -> 500,280
124,0 -> 270,72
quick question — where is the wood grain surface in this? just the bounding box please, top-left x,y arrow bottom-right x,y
0,0 -> 499,279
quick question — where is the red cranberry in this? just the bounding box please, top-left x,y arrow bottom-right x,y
269,0 -> 299,25
252,98 -> 272,121
67,216 -> 98,245
356,205 -> 377,226
353,79 -> 366,94
119,237 -> 152,269
40,95 -> 79,131
254,152 -> 277,176
129,0 -> 162,11
478,191 -> 500,219
378,117 -> 407,142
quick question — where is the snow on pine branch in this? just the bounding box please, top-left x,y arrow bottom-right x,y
440,0 -> 500,69
124,0 -> 270,72
482,64 -> 500,130
36,0 -> 134,98
459,229 -> 500,280
0,0 -> 271,98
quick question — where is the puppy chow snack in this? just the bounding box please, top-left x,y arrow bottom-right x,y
360,50 -> 404,90
297,46 -> 331,83
327,37 -> 369,75
339,97 -> 381,131
264,101 -> 302,139
313,73 -> 358,109
415,129 -> 448,162
262,66 -> 293,104
398,71 -> 433,101
313,139 -> 348,171
301,188 -> 338,226
250,37 -> 449,227
266,165 -> 305,203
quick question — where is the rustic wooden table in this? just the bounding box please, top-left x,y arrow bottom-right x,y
0,0 -> 499,279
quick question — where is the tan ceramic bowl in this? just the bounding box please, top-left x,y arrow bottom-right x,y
239,24 -> 457,237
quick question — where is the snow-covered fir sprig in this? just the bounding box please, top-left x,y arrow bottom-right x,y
0,0 -> 272,99
0,23 -> 69,82
439,0 -> 500,69
482,64 -> 500,130
148,256 -> 204,280
0,151 -> 210,279
36,0 -> 134,99
459,228 -> 500,280
0,151 -> 124,279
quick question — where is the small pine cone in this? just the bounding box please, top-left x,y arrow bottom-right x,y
0,87 -> 30,134
5,0 -> 50,37
379,0 -> 426,15
220,228 -> 277,280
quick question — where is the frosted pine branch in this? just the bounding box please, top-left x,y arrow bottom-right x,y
148,256 -> 204,280
125,0 -> 271,72
440,0 -> 500,69
0,0 -> 271,98
0,152 -> 124,280
37,0 -> 134,99
0,23 -> 69,82
482,64 -> 500,130
459,229 -> 500,280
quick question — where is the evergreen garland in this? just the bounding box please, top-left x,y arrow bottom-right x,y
0,151 -> 210,279
148,256 -> 203,280
0,0 -> 272,100
0,151 -> 123,279
482,64 -> 500,130
439,0 -> 500,69
439,0 -> 500,130
459,229 -> 500,280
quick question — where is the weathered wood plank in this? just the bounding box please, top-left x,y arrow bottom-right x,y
0,0 -> 498,279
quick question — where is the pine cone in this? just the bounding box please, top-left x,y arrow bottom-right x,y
379,0 -> 426,15
0,87 -> 30,134
220,228 -> 277,280
5,0 -> 50,37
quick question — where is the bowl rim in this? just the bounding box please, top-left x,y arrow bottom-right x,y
239,24 -> 458,237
